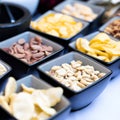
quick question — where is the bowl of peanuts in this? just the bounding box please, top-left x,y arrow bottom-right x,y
69,31 -> 120,79
37,52 -> 112,110
0,31 -> 64,78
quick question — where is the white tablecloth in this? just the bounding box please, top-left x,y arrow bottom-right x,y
66,74 -> 120,120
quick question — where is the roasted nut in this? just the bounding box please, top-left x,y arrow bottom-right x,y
18,39 -> 25,45
2,36 -> 53,64
61,3 -> 97,22
32,52 -> 44,58
23,43 -> 29,51
47,60 -> 106,92
104,19 -> 120,39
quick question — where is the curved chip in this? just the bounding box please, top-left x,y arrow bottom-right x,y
32,91 -> 56,116
21,84 -> 35,94
5,77 -> 17,97
76,38 -> 92,53
0,96 -> 11,113
41,87 -> 63,107
89,33 -> 110,45
76,33 -> 120,62
32,90 -> 51,107
10,92 -> 34,120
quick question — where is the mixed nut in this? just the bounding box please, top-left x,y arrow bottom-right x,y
61,3 -> 97,22
104,19 -> 120,39
3,36 -> 53,64
46,60 -> 106,92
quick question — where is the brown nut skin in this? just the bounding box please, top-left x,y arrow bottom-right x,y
9,47 -> 14,55
2,48 -> 10,53
14,53 -> 25,59
45,51 -> 51,56
3,35 -> 53,65
46,46 -> 53,52
23,43 -> 29,51
18,39 -> 25,45
16,44 -> 25,54
35,36 -> 42,44
30,45 -> 41,50
41,45 -> 53,52
24,51 -> 32,62
32,52 -> 44,58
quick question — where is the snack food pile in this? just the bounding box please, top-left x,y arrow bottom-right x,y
0,77 -> 63,120
46,60 -> 106,91
62,3 -> 97,22
3,36 -> 53,64
104,19 -> 120,39
31,13 -> 83,38
0,62 -> 7,76
76,33 -> 120,62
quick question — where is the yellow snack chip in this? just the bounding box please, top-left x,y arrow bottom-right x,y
90,33 -> 111,45
31,13 -> 83,38
76,33 -> 120,62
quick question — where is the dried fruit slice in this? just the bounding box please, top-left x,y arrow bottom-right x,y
89,33 -> 111,45
76,38 -> 93,53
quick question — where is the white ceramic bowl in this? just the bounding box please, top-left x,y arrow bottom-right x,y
1,0 -> 40,15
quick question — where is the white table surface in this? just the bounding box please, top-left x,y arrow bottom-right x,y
66,74 -> 120,120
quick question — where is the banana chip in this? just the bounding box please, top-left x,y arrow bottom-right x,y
76,33 -> 120,62
76,38 -> 93,52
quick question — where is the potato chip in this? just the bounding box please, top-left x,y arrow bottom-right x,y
0,96 -> 11,113
21,84 -> 35,94
31,112 -> 50,120
5,77 -> 17,97
10,92 -> 34,120
34,102 -> 56,116
1,77 -> 63,120
32,90 -> 51,107
41,87 -> 63,107
37,112 -> 50,120
32,91 -> 56,116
